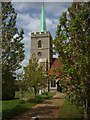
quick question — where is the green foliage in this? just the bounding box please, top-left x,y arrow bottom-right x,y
2,66 -> 15,100
37,92 -> 55,100
54,2 -> 90,117
2,2 -> 25,100
60,99 -> 83,118
15,72 -> 27,91
15,72 -> 27,100
24,54 -> 47,97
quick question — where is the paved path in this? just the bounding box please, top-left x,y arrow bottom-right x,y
12,93 -> 65,120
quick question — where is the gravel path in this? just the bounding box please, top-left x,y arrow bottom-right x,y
12,93 -> 65,120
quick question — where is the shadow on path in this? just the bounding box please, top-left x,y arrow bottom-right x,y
11,93 -> 65,120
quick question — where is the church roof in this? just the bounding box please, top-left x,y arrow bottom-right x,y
48,58 -> 63,76
39,2 -> 46,32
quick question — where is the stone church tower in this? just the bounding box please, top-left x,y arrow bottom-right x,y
31,2 -> 53,71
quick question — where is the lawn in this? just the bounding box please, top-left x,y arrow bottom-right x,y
60,99 -> 84,119
2,91 -> 55,120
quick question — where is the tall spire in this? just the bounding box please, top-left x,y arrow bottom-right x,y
39,2 -> 46,32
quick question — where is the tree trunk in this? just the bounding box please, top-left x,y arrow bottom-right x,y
84,108 -> 88,120
34,87 -> 37,98
20,87 -> 23,100
87,98 -> 90,119
84,99 -> 88,120
48,80 -> 50,92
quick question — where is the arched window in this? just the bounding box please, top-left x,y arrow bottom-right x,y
38,52 -> 42,57
38,40 -> 42,48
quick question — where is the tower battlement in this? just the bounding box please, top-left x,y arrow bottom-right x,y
31,31 -> 52,38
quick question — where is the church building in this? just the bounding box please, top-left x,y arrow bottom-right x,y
30,2 -> 62,92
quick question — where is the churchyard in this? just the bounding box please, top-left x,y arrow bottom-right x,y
2,1 -> 90,120
2,91 -> 55,119
2,91 -> 84,120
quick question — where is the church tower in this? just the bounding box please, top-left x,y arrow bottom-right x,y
30,2 -> 53,71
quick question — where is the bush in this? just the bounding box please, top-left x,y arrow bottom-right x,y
2,81 -> 15,100
42,91 -> 48,95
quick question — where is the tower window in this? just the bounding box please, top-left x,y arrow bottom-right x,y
38,52 -> 42,57
38,40 -> 42,48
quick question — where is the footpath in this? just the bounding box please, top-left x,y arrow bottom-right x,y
12,93 -> 65,120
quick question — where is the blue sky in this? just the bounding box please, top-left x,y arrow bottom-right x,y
12,2 -> 72,72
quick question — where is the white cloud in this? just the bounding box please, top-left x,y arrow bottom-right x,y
17,13 -> 40,32
13,2 -> 41,12
13,3 -> 28,11
13,2 -> 72,18
45,2 -> 71,17
46,18 -> 58,31
23,35 -> 30,49
16,11 -> 58,34
21,34 -> 31,67
21,53 -> 30,66
12,0 -> 73,2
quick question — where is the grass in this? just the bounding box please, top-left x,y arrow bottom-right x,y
60,99 -> 84,119
15,91 -> 34,99
2,91 -> 55,120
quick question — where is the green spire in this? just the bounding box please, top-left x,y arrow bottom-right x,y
39,2 -> 46,32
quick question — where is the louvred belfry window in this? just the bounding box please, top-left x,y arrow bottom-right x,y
38,40 -> 42,48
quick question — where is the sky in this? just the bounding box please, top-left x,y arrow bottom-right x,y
12,2 -> 72,72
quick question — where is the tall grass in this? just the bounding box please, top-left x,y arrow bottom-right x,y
60,99 -> 83,119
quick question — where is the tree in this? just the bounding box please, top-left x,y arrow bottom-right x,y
2,2 -> 25,99
24,55 -> 47,98
15,72 -> 27,100
54,2 -> 90,119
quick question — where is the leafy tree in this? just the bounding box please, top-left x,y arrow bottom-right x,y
54,2 -> 90,119
15,72 -> 27,100
2,2 -> 25,99
2,67 -> 15,100
24,55 -> 47,98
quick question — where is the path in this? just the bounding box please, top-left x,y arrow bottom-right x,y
12,93 -> 65,120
